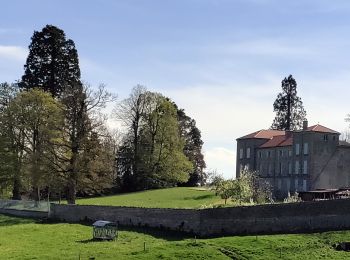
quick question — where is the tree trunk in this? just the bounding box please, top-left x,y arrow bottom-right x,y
33,186 -> 40,207
66,156 -> 78,204
12,174 -> 21,200
66,179 -> 76,204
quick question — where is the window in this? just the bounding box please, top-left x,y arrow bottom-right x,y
288,150 -> 292,157
258,151 -> 262,158
268,164 -> 272,175
323,135 -> 328,141
295,161 -> 300,174
246,147 -> 251,159
295,144 -> 300,155
279,162 -> 283,175
259,164 -> 263,174
333,135 -> 336,141
239,148 -> 244,159
288,162 -> 292,174
286,179 -> 290,192
303,143 -> 308,155
239,164 -> 243,172
303,160 -> 308,174
295,179 -> 299,191
268,151 -> 271,158
277,179 -> 282,190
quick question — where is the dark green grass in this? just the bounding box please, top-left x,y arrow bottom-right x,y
76,187 -> 228,208
2,214 -> 350,259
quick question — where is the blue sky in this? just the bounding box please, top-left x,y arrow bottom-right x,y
1,0 -> 350,178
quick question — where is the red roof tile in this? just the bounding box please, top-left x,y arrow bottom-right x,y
307,124 -> 339,134
259,135 -> 293,148
237,130 -> 285,140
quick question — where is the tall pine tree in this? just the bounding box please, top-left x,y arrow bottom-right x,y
271,75 -> 306,131
20,25 -> 81,97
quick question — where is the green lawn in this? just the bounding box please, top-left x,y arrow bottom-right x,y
2,214 -> 350,259
77,187 -> 228,208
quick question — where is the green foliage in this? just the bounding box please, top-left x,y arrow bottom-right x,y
77,130 -> 117,196
115,88 -> 194,191
230,172 -> 254,204
271,75 -> 307,131
213,170 -> 272,205
215,180 -> 235,204
139,98 -> 192,187
6,89 -> 64,200
20,25 -> 81,97
176,107 -> 206,186
0,83 -> 20,198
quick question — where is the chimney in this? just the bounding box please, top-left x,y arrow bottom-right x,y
303,120 -> 308,130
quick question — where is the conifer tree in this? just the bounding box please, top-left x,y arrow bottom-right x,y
20,25 -> 81,97
271,75 -> 306,131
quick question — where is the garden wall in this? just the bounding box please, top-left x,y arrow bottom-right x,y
0,208 -> 48,219
50,199 -> 350,237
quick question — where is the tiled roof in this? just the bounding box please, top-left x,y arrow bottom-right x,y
237,130 -> 285,140
307,124 -> 339,134
259,135 -> 293,148
238,123 -> 339,149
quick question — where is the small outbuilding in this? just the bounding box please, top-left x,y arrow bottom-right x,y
92,220 -> 118,240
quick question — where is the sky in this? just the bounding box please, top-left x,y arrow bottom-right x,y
1,0 -> 350,179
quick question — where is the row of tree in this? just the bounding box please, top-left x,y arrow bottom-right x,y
0,24 -> 206,203
0,82 -> 116,204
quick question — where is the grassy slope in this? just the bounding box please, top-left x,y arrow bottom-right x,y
77,187 -> 227,208
1,214 -> 350,259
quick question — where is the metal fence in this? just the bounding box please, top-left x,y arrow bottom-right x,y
0,199 -> 50,212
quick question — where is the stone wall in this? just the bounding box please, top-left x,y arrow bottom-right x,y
0,208 -> 48,219
50,199 -> 350,237
49,204 -> 200,234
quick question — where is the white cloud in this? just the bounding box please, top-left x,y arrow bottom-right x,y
0,46 -> 27,61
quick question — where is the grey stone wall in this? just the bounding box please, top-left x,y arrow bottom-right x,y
50,199 -> 350,237
49,204 -> 201,234
0,208 -> 48,219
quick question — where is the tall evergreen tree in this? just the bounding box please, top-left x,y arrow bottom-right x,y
20,25 -> 81,97
271,75 -> 306,131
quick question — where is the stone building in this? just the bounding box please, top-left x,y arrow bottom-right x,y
236,121 -> 350,198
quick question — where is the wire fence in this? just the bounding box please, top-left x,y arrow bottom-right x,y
0,199 -> 50,212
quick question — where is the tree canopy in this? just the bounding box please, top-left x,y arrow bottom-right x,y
271,75 -> 306,131
115,87 -> 197,191
20,25 -> 81,97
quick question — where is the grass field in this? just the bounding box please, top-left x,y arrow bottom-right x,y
2,214 -> 350,259
76,187 -> 229,208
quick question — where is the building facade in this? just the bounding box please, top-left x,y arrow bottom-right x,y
236,122 -> 350,198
